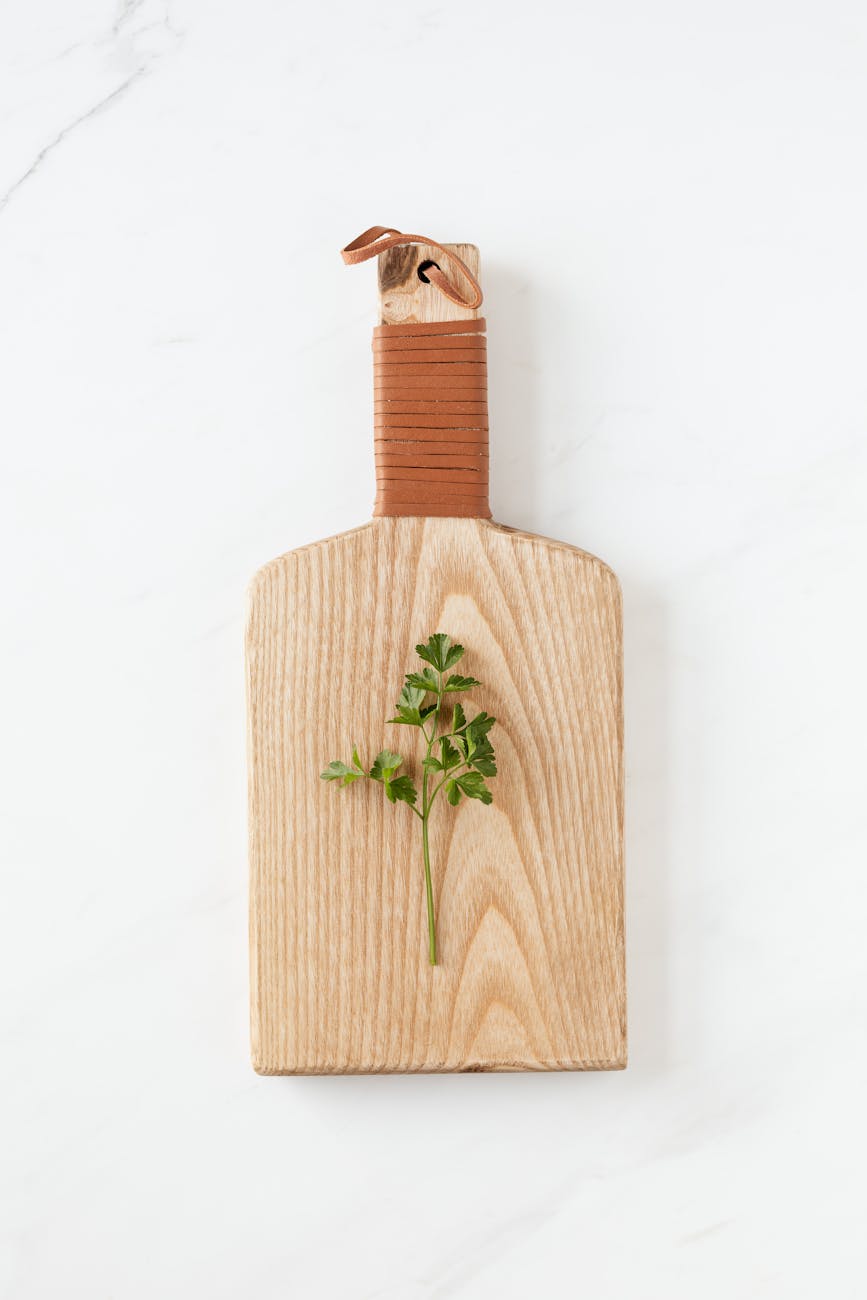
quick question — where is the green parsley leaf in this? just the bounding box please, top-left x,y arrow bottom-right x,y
400,684 -> 427,711
416,633 -> 455,672
443,642 -> 465,670
445,778 -> 461,806
385,774 -> 418,806
443,674 -> 481,693
405,667 -> 440,693
320,760 -> 363,787
468,734 -> 497,776
369,749 -> 403,782
387,682 -> 427,726
456,771 -> 493,804
452,702 -> 467,733
439,736 -> 462,771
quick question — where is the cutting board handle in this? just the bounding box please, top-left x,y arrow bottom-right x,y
341,226 -> 491,520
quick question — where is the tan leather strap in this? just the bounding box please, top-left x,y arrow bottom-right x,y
341,226 -> 483,311
372,318 -> 490,518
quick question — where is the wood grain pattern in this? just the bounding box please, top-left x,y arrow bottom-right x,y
378,243 -> 481,325
247,517 -> 625,1073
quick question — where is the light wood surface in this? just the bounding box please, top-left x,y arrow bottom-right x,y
378,241 -> 481,325
247,241 -> 625,1073
247,518 -> 625,1073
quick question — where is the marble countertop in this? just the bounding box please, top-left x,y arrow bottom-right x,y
2,2 -> 865,1296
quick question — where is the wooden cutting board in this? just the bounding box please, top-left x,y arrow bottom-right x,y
247,234 -> 625,1073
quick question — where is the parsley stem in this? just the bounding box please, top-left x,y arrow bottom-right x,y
422,810 -> 436,965
419,674 -> 443,966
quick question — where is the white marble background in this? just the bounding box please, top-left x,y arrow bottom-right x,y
2,1 -> 865,1296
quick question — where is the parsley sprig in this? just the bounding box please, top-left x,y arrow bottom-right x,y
321,633 -> 497,965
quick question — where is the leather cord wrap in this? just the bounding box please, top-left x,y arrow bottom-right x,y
342,226 -> 483,310
373,317 -> 491,519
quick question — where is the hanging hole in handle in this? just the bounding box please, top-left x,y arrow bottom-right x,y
417,259 -> 440,284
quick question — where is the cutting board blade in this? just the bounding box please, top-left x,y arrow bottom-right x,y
248,518 -> 624,1073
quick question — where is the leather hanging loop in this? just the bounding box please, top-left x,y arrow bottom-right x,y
341,226 -> 484,311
